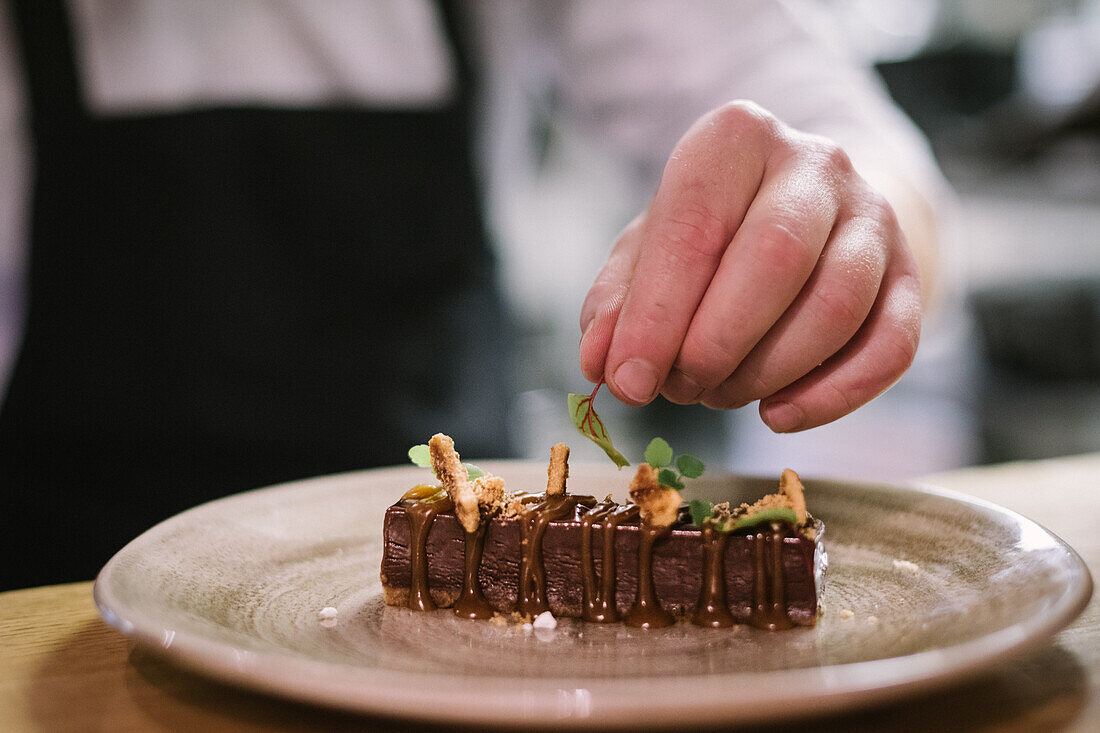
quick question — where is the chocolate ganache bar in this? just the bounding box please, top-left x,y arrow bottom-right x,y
380,434 -> 825,629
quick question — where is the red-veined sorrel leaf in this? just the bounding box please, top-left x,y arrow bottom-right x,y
567,384 -> 629,468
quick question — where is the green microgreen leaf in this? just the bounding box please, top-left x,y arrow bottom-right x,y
689,499 -> 715,528
719,506 -> 798,532
464,463 -> 485,481
408,444 -> 431,468
644,437 -> 674,469
657,468 -> 685,492
676,453 -> 705,479
568,387 -> 630,468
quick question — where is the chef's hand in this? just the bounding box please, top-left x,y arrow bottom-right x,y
578,101 -> 922,432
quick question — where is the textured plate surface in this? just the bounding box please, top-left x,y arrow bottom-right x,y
94,462 -> 1092,728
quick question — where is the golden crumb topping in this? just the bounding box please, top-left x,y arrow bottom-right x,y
628,464 -> 681,527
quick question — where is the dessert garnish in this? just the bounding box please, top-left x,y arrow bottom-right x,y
689,468 -> 806,533
568,381 -> 629,467
644,436 -> 705,492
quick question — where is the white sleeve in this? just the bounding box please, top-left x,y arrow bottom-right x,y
546,0 -> 944,195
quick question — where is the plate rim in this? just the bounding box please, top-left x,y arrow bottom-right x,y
93,465 -> 1094,728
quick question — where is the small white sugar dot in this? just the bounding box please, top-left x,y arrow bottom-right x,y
532,611 -> 557,629
319,606 -> 338,620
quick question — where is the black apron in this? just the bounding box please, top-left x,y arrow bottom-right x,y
1,0 -> 514,589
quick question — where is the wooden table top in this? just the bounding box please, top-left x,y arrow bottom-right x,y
2,454 -> 1097,732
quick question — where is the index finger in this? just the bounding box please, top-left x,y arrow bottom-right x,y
601,103 -> 773,404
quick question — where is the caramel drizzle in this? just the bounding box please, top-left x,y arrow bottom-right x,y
517,493 -> 580,617
453,522 -> 493,619
691,523 -> 734,628
748,527 -> 793,630
623,523 -> 674,628
403,499 -> 444,612
580,501 -> 639,622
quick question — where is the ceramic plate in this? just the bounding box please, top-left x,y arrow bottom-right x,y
94,462 -> 1092,728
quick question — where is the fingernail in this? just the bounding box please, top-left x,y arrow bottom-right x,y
762,401 -> 803,432
612,359 -> 659,403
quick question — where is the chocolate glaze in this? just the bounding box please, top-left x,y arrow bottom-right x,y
403,497 -> 447,612
749,528 -> 794,630
453,522 -> 493,619
692,524 -> 734,628
382,494 -> 823,628
518,494 -> 589,616
580,501 -> 638,623
623,523 -> 674,628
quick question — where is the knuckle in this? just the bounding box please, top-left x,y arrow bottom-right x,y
656,206 -> 729,262
632,297 -> 678,335
881,314 -> 920,379
711,100 -> 781,142
820,375 -> 858,415
700,379 -> 753,410
842,206 -> 897,270
810,280 -> 870,333
676,331 -> 741,389
849,210 -> 891,248
660,369 -> 706,405
700,369 -> 762,408
750,218 -> 817,275
815,137 -> 854,175
860,191 -> 901,235
746,372 -> 773,401
700,390 -> 739,410
789,135 -> 853,192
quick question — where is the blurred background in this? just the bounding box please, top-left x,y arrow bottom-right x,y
483,0 -> 1100,479
1,0 -> 1098,484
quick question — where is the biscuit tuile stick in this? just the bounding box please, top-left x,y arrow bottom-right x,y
428,433 -> 481,533
546,443 -> 570,495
